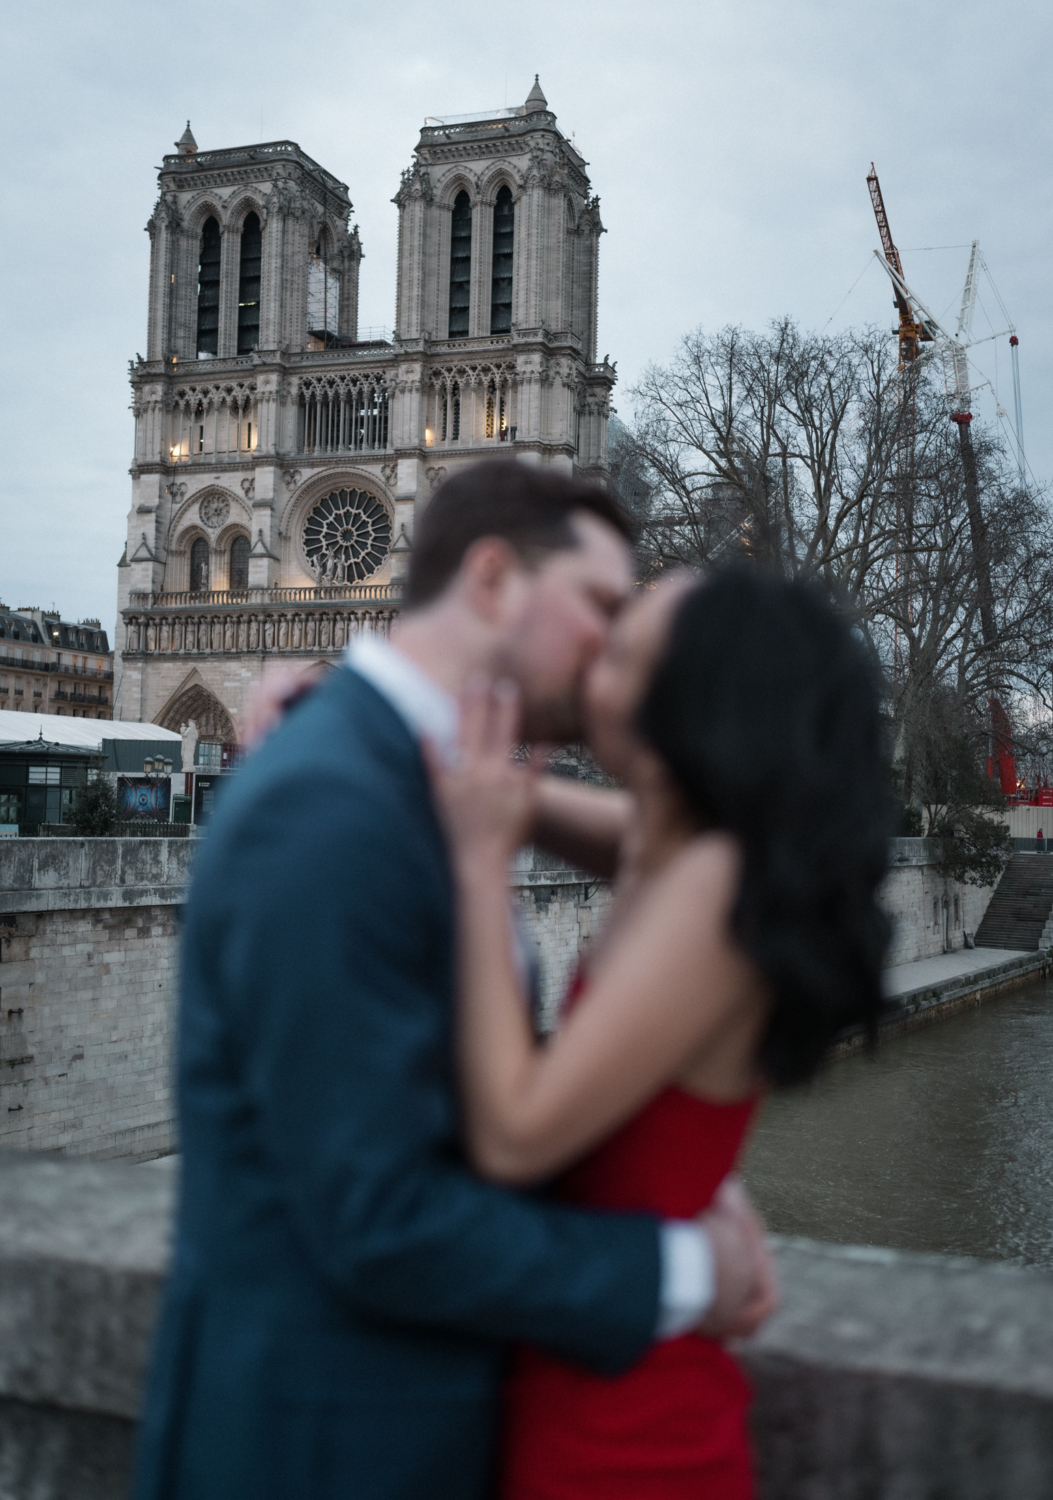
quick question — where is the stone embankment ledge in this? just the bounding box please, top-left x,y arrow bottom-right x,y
2,1153 -> 1052,1500
833,946 -> 1053,1059
0,837 -> 191,915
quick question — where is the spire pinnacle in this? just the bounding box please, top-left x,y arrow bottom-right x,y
176,121 -> 197,156
524,76 -> 547,114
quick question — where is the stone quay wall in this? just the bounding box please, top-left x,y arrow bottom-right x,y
3,1150 -> 1052,1500
0,841 -> 189,1161
0,838 -> 605,1161
881,837 -> 995,966
0,836 -> 999,1164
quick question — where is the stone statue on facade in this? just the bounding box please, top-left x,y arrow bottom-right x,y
179,719 -> 199,771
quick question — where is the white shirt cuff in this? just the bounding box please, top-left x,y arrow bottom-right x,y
655,1220 -> 715,1340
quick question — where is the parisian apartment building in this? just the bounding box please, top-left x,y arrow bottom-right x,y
0,606 -> 113,719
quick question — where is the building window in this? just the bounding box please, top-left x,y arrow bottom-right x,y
237,212 -> 262,354
190,537 -> 210,593
230,534 -> 250,591
196,216 -> 221,357
441,383 -> 461,443
448,191 -> 471,338
490,186 -> 514,334
485,379 -> 507,439
307,236 -> 340,346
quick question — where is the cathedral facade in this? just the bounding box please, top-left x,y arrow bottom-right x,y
114,80 -> 616,749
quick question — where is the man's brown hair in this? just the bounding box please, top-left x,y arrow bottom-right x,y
403,460 -> 635,609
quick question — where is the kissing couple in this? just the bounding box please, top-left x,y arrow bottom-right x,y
135,461 -> 889,1500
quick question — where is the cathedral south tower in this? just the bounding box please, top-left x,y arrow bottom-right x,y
115,83 -> 616,751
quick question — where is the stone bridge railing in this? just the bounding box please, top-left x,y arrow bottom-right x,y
3,1151 -> 1052,1500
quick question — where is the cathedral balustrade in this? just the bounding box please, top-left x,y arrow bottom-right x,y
166,379 -> 258,463
160,139 -> 348,196
295,373 -> 390,455
123,586 -> 400,658
425,361 -> 517,447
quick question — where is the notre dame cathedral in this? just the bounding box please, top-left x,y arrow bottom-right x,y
114,79 -> 616,750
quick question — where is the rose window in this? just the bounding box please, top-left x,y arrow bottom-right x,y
302,488 -> 392,583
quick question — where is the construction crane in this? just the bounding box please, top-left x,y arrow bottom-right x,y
866,167 -> 1029,655
866,164 -> 936,371
866,163 -> 933,677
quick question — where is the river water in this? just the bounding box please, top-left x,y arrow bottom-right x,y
742,974 -> 1053,1268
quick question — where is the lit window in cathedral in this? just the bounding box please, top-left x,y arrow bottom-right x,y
448,192 -> 471,337
485,380 -> 507,440
196,217 -> 221,357
190,537 -> 210,593
237,213 -> 262,354
490,186 -> 514,335
229,535 -> 250,591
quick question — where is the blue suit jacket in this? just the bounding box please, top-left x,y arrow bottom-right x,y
133,667 -> 660,1500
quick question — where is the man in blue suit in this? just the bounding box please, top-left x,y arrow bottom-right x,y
134,462 -> 772,1500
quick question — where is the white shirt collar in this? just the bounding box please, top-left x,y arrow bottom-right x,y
346,634 -> 458,762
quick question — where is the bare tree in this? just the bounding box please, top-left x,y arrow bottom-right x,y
625,318 -> 1053,879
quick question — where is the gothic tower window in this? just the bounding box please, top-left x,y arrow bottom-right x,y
448,192 -> 471,337
237,212 -> 262,354
229,534 -> 250,590
441,383 -> 461,442
196,216 -> 221,357
490,186 -> 514,334
307,234 -> 340,346
485,379 -> 506,439
190,537 -> 210,593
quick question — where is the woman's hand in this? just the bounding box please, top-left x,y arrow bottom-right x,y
424,675 -> 541,870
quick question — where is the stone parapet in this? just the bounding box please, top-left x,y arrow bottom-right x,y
2,1150 -> 1052,1499
0,838 -> 192,915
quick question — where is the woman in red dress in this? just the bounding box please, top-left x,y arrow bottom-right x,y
427,565 -> 889,1499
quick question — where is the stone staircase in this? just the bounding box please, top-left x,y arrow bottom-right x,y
974,854 -> 1053,950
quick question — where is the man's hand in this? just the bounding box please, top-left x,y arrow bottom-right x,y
242,664 -> 326,751
696,1177 -> 779,1340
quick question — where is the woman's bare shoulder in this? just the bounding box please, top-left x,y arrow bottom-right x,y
661,831 -> 743,909
594,831 -> 744,980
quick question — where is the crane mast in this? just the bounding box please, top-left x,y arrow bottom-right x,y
866,166 -> 996,658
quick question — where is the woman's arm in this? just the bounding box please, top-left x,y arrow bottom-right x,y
454,836 -> 753,1183
531,776 -> 631,879
429,679 -> 759,1186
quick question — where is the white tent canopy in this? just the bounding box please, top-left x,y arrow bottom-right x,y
0,710 -> 180,752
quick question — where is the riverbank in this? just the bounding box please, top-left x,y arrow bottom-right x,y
831,944 -> 1053,1059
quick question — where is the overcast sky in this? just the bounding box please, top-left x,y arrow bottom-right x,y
1,0 -> 1048,638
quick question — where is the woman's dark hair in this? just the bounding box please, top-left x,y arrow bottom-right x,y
637,566 -> 892,1086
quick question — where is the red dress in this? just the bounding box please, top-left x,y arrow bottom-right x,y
500,978 -> 759,1500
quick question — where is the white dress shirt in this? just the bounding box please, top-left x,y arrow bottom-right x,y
346,635 -> 715,1338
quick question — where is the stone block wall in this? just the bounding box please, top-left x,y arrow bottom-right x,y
0,840 -> 187,1162
881,838 -> 995,965
4,1151 -> 1053,1500
510,848 -> 612,1030
0,907 -> 178,1159
0,834 -> 997,1167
